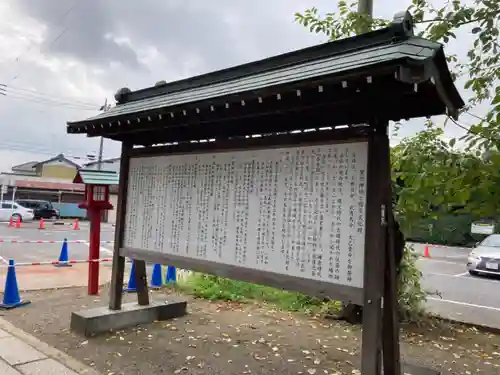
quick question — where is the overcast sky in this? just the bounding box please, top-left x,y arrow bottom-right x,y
0,0 -> 482,172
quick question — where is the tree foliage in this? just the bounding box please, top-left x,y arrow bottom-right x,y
295,1 -> 500,318
295,0 -> 500,226
393,128 -> 500,221
295,0 -> 500,150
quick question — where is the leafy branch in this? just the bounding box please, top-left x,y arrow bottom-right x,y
295,0 -> 500,150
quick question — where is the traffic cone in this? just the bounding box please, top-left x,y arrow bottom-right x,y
39,218 -> 45,230
73,219 -> 80,230
54,238 -> 72,267
8,217 -> 13,228
165,265 -> 177,284
123,261 -> 137,292
15,216 -> 21,229
423,245 -> 430,258
0,260 -> 31,309
150,264 -> 163,289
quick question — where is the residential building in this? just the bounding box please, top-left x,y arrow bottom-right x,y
0,154 -> 86,219
83,157 -> 120,173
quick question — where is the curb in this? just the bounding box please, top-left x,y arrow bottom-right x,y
0,317 -> 101,375
428,313 -> 500,335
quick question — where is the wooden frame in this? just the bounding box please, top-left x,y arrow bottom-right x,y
65,12 -> 466,375
109,124 -> 397,375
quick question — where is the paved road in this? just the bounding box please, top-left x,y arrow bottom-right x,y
0,221 -> 116,266
409,242 -> 500,330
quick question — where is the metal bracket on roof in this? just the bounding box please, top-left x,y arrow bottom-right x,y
392,11 -> 414,38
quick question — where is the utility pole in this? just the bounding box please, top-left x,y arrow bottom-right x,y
97,98 -> 110,170
357,0 -> 373,34
97,137 -> 104,170
357,0 -> 373,17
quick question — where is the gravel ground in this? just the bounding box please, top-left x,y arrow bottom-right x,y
1,285 -> 500,375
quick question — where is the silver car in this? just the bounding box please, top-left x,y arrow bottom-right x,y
467,234 -> 500,276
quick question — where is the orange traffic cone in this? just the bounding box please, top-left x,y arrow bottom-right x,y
39,218 -> 45,230
15,216 -> 21,229
423,245 -> 430,258
8,217 -> 14,228
73,218 -> 80,230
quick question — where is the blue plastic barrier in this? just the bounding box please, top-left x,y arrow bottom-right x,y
52,203 -> 87,219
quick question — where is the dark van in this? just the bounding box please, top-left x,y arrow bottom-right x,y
15,199 -> 60,220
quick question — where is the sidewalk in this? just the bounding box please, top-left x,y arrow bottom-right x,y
0,317 -> 100,375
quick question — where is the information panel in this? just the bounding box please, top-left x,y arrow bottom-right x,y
124,142 -> 368,288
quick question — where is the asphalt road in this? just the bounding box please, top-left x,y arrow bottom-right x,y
0,222 -> 498,329
410,242 -> 500,330
0,221 -> 116,266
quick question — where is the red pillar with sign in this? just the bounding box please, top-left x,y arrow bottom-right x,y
74,179 -> 114,295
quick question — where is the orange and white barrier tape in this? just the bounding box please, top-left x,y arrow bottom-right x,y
0,239 -> 114,244
0,258 -> 129,267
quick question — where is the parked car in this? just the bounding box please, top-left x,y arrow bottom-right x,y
467,234 -> 500,276
15,199 -> 60,220
0,201 -> 34,222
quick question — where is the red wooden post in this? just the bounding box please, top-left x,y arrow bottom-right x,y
73,171 -> 117,296
88,208 -> 102,295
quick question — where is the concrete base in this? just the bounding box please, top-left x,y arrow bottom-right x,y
400,363 -> 440,375
70,298 -> 187,337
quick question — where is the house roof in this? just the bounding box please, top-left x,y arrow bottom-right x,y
83,157 -> 120,168
14,179 -> 85,192
66,11 -> 464,144
73,169 -> 119,185
34,153 -> 81,169
11,161 -> 38,171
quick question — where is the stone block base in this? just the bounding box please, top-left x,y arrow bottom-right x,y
70,298 -> 187,337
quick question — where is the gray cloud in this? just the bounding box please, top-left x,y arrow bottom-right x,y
14,0 -> 330,79
0,0 -> 471,172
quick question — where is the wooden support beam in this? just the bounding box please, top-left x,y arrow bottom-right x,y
108,141 -> 132,310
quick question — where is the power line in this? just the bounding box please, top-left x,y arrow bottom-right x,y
448,116 -> 498,143
5,0 -> 82,83
3,84 -> 100,107
0,146 -> 98,162
0,90 -> 100,111
0,138 -> 98,156
0,141 -> 98,160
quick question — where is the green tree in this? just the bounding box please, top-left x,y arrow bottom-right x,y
295,1 -> 500,319
295,0 -> 499,150
391,127 -> 500,246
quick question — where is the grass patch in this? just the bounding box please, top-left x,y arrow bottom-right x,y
176,273 -> 341,315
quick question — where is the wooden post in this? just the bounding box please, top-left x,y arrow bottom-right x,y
382,124 -> 401,375
361,126 -> 388,375
109,141 -> 132,310
134,260 -> 150,306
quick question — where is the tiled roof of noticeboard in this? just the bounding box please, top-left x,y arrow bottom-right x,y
73,169 -> 119,185
66,10 -> 464,138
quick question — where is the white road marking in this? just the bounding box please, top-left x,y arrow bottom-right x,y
423,271 -> 500,285
428,297 -> 500,312
418,258 -> 462,265
425,272 -> 461,277
100,246 -> 114,255
83,241 -> 114,256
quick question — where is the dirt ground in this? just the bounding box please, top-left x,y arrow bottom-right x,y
1,285 -> 500,375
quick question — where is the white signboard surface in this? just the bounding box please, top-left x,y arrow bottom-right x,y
124,142 -> 368,288
471,222 -> 495,235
